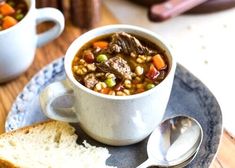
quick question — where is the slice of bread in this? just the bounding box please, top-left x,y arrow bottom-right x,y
0,121 -> 115,168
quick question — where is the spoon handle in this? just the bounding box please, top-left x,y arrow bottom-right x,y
136,159 -> 155,168
148,0 -> 208,22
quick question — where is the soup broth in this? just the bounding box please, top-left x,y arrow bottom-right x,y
72,32 -> 169,96
0,0 -> 28,31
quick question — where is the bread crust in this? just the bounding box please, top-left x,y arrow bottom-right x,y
0,120 -> 112,168
0,120 -> 53,138
0,158 -> 19,168
0,120 -> 56,168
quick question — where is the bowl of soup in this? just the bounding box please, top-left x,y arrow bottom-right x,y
0,0 -> 28,31
72,32 -> 169,96
0,0 -> 64,83
40,24 -> 176,146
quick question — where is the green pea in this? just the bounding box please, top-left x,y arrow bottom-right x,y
16,14 -> 24,20
105,78 -> 116,88
96,54 -> 108,63
146,83 -> 155,90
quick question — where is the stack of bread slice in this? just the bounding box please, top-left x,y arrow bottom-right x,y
0,121 -> 114,168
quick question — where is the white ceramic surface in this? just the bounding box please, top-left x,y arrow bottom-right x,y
40,25 -> 176,146
5,57 -> 223,167
0,0 -> 64,83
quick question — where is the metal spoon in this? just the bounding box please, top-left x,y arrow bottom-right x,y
137,116 -> 203,168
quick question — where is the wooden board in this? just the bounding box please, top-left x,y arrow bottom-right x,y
0,4 -> 234,168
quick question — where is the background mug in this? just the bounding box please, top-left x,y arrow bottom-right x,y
40,25 -> 176,146
0,0 -> 64,83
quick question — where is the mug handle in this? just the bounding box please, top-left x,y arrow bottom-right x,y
39,80 -> 79,123
35,8 -> 65,47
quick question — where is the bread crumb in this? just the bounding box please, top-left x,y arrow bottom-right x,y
8,140 -> 16,147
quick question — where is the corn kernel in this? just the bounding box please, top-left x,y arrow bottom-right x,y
73,66 -> 79,71
124,79 -> 132,89
136,58 -> 144,64
101,82 -> 107,88
95,73 -> 105,77
79,59 -> 86,65
76,69 -> 83,75
130,52 -> 137,58
146,56 -> 152,62
86,64 -> 96,71
135,66 -> 144,76
109,91 -> 116,96
136,84 -> 144,89
95,83 -> 102,91
116,91 -> 126,96
135,77 -> 142,82
105,73 -> 116,79
123,89 -> 130,95
138,55 -> 147,61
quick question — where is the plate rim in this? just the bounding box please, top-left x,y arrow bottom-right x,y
5,57 -> 223,167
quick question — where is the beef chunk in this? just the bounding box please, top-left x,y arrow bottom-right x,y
83,49 -> 95,63
97,56 -> 132,80
83,73 -> 99,89
108,32 -> 156,55
110,44 -> 122,53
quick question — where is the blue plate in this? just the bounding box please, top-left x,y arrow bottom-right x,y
5,57 -> 222,168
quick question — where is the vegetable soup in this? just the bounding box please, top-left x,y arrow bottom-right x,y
72,32 -> 169,96
0,0 -> 28,31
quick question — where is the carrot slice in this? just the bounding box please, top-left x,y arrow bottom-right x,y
152,54 -> 167,70
0,2 -> 5,7
93,41 -> 109,49
100,88 -> 111,94
146,64 -> 159,80
2,16 -> 17,29
136,88 -> 145,93
0,3 -> 15,16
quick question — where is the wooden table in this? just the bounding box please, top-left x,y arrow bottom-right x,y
0,5 -> 234,168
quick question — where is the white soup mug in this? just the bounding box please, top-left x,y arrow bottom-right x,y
40,25 -> 176,146
0,0 -> 64,83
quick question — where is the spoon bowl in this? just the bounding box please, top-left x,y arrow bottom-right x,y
137,116 -> 203,168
